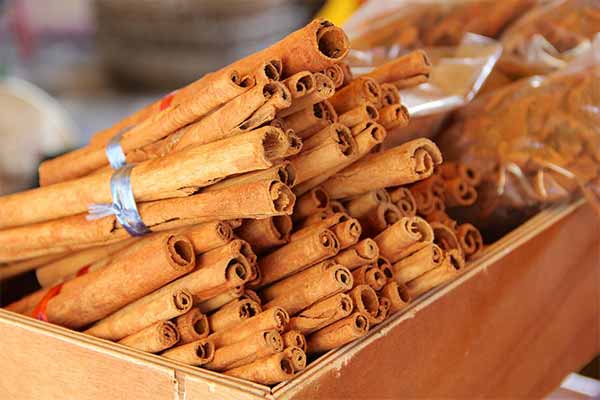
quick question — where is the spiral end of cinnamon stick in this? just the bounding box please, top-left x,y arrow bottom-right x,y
160,321 -> 180,347
262,59 -> 283,81
225,258 -> 252,287
365,103 -> 379,121
173,289 -> 194,312
324,64 -> 345,88
316,19 -> 350,61
284,331 -> 307,353
272,215 -> 293,242
167,235 -> 196,271
313,72 -> 336,98
446,249 -> 465,271
350,284 -> 379,317
278,162 -> 297,188
272,307 -> 291,331
330,200 -> 347,214
192,313 -> 209,338
410,139 -> 443,176
285,346 -> 307,372
290,71 -> 315,97
319,229 -> 340,254
215,222 -> 234,243
457,223 -> 483,258
356,238 -> 379,260
431,223 -> 460,253
333,123 -> 357,157
362,77 -> 382,104
339,294 -> 354,315
261,126 -> 291,161
334,265 -> 354,291
353,312 -> 370,334
269,181 -> 296,214
408,216 -> 434,243
378,259 -> 395,281
322,100 -> 338,123
264,330 -> 284,352
239,299 -> 261,320
195,340 -> 215,364
432,244 -> 444,266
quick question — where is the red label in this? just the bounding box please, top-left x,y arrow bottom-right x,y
32,284 -> 63,322
159,91 -> 177,111
76,265 -> 91,277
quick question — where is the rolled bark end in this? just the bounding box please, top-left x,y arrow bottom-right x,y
173,290 -> 193,311
195,340 -> 215,363
350,285 -> 379,318
458,164 -> 481,186
241,289 -> 262,305
167,235 -> 196,269
457,223 -> 483,258
273,307 -> 291,330
431,223 -> 460,254
264,330 -> 285,353
281,162 -> 297,187
379,262 -> 395,282
334,266 -> 354,290
280,357 -> 295,376
381,203 -> 402,226
193,314 -> 210,338
295,72 -> 316,96
262,127 -> 291,160
432,244 -> 444,266
409,216 -> 434,243
239,75 -> 255,88
285,132 -> 303,158
283,331 -> 307,352
314,72 -> 336,97
285,346 -> 307,371
446,249 -> 466,271
239,299 -> 261,320
365,103 -> 379,120
272,215 -> 293,242
313,102 -> 326,121
340,295 -> 354,314
354,313 -> 369,333
216,222 -> 234,243
374,189 -> 391,203
322,100 -> 338,123
335,124 -> 357,157
269,181 -> 296,214
323,64 -> 344,87
413,140 -> 443,175
311,186 -> 330,209
316,21 -> 350,61
263,60 -> 282,81
347,219 -> 362,241
368,267 -> 387,291
362,77 -> 382,104
319,230 -> 340,253
390,187 -> 417,216
225,259 -> 251,285
161,321 -> 180,346
357,238 -> 378,259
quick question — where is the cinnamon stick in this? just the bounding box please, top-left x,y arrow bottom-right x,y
334,238 -> 379,270
322,64 -> 345,88
182,222 -> 233,254
444,178 -> 478,207
338,103 -> 379,128
306,312 -> 370,353
348,285 -> 380,324
329,200 -> 347,214
204,161 -> 297,192
328,77 -> 382,114
259,259 -> 336,302
197,239 -> 256,268
283,101 -> 337,139
359,202 -> 403,236
264,264 -> 353,315
321,138 -> 443,199
438,161 -> 481,187
257,228 -> 339,288
431,222 -> 462,256
379,83 -> 401,108
283,346 -> 307,372
174,308 -> 210,344
290,212 -> 347,241
118,321 -> 180,353
363,50 -> 431,84
425,210 -> 456,230
223,351 -> 295,385
293,187 -> 330,222
374,216 -> 434,262
282,331 -> 307,353
352,265 -> 387,291
338,61 -> 353,86
392,243 -> 444,284
204,330 -> 284,372
456,223 -> 484,259
330,218 -> 362,249
296,209 -> 335,228
287,293 -> 354,335
279,73 -> 336,117
162,338 -> 215,366
208,307 -> 289,347
196,286 -> 243,314
389,187 -> 417,217
380,281 -> 411,313
376,256 -> 395,283
405,251 -> 462,298
377,104 -> 410,130
283,71 -> 316,98
84,288 -> 193,341
236,215 -> 292,255
208,299 -> 262,333
345,189 -> 390,219
371,296 -> 391,325
393,75 -> 429,89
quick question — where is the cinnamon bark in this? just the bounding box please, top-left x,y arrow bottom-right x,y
0,126 -> 291,231
283,101 -> 337,139
21,233 -> 194,329
118,321 -> 180,353
352,265 -> 387,291
392,243 -> 444,284
85,288 -> 193,341
223,351 -> 295,385
371,296 -> 391,325
283,71 -> 316,98
197,239 -> 256,269
292,187 -> 330,222
456,223 -> 484,259
322,64 -> 345,88
306,312 -> 370,353
334,238 -> 379,270
279,73 -> 336,117
330,218 -> 362,249
257,228 -> 339,288
204,161 -> 297,192
264,264 -> 353,315
236,215 -> 292,255
377,104 -> 410,130
287,293 -> 354,335
380,281 -> 411,313
379,83 -> 401,108
174,308 -> 210,344
363,50 -> 431,84
196,286 -> 244,314
359,202 -> 403,236
444,178 -> 478,207
348,285 -> 380,323
282,331 -> 307,353
425,210 -> 457,230
338,62 -> 353,86
181,222 -> 233,254
393,75 -> 429,89
388,187 -> 417,217
431,222 -> 462,256
0,179 -> 295,262
438,161 -> 481,187
284,346 -> 307,372
208,307 -> 289,347
162,338 -> 215,366
405,251 -> 462,298
204,330 -> 284,372
376,256 -> 395,283
208,299 -> 262,333
297,209 -> 335,228
338,103 -> 379,128
321,138 -> 443,199
329,200 -> 347,214
328,77 -> 382,114
260,259 -> 336,302
374,216 -> 434,262
409,174 -> 446,214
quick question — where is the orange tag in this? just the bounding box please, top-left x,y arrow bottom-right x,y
32,284 -> 63,322
159,91 -> 177,111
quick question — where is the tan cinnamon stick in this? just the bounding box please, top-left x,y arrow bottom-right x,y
359,202 -> 403,236
363,50 -> 431,84
196,286 -> 244,314
0,179 -> 295,262
282,331 -> 307,352
283,101 -> 337,139
438,161 -> 481,187
328,77 -> 382,114
405,251 -> 462,298
321,138 -> 443,199
284,346 -> 307,372
322,64 -> 345,88
456,223 -> 484,259
118,321 -> 180,353
352,265 -> 387,291
259,259 -> 336,302
345,189 -> 390,219
289,123 -> 357,185
174,308 -> 210,344
279,73 -> 336,117
204,330 -> 284,372
296,209 -> 335,228
389,187 -> 417,217
162,338 -> 215,366
376,256 -> 395,282
84,288 -> 193,341
223,351 -> 295,385
393,75 -> 429,89
283,71 -> 316,98
257,228 -> 339,288
330,218 -> 362,249
338,103 -> 379,128
425,210 -> 456,230
0,253 -> 68,282
379,83 -> 401,108
306,312 -> 370,353
264,264 -> 353,315
393,243 -> 444,285
236,215 -> 292,255
377,104 -> 410,130
380,281 -> 411,313
293,187 -> 330,222
409,174 -> 446,214
0,126 -> 290,231
182,222 -> 233,254
334,238 -> 379,270
204,161 -> 297,192
444,178 -> 478,207
287,293 -> 353,335
209,307 -> 289,347
208,299 -> 262,333
371,296 -> 391,325
197,239 -> 256,268
374,216 -> 434,262
290,212 -> 346,241
348,285 -> 380,324
431,222 -> 462,256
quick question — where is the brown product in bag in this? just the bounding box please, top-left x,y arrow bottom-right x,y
306,312 -> 370,353
363,50 -> 431,85
118,321 -> 180,354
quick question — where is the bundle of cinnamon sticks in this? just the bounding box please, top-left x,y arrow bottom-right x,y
1,18 -> 486,386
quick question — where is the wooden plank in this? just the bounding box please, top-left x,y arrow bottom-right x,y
277,202 -> 600,399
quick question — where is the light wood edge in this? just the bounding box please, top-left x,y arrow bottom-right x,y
271,199 -> 585,399
0,309 -> 269,399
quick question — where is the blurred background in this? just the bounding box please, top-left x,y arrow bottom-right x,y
0,0 -> 333,194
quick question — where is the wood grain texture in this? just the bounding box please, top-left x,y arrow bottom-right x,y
276,201 -> 599,399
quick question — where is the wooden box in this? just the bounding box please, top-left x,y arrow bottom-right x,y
1,200 -> 598,399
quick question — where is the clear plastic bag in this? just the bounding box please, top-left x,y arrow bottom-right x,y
499,0 -> 600,78
437,52 -> 600,235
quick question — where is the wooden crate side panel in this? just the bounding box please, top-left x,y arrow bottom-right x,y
282,204 -> 600,399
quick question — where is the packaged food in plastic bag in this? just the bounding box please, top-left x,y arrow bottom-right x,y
437,54 -> 600,236
499,0 -> 600,78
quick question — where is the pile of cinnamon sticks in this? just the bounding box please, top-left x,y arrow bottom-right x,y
1,19 -> 481,386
